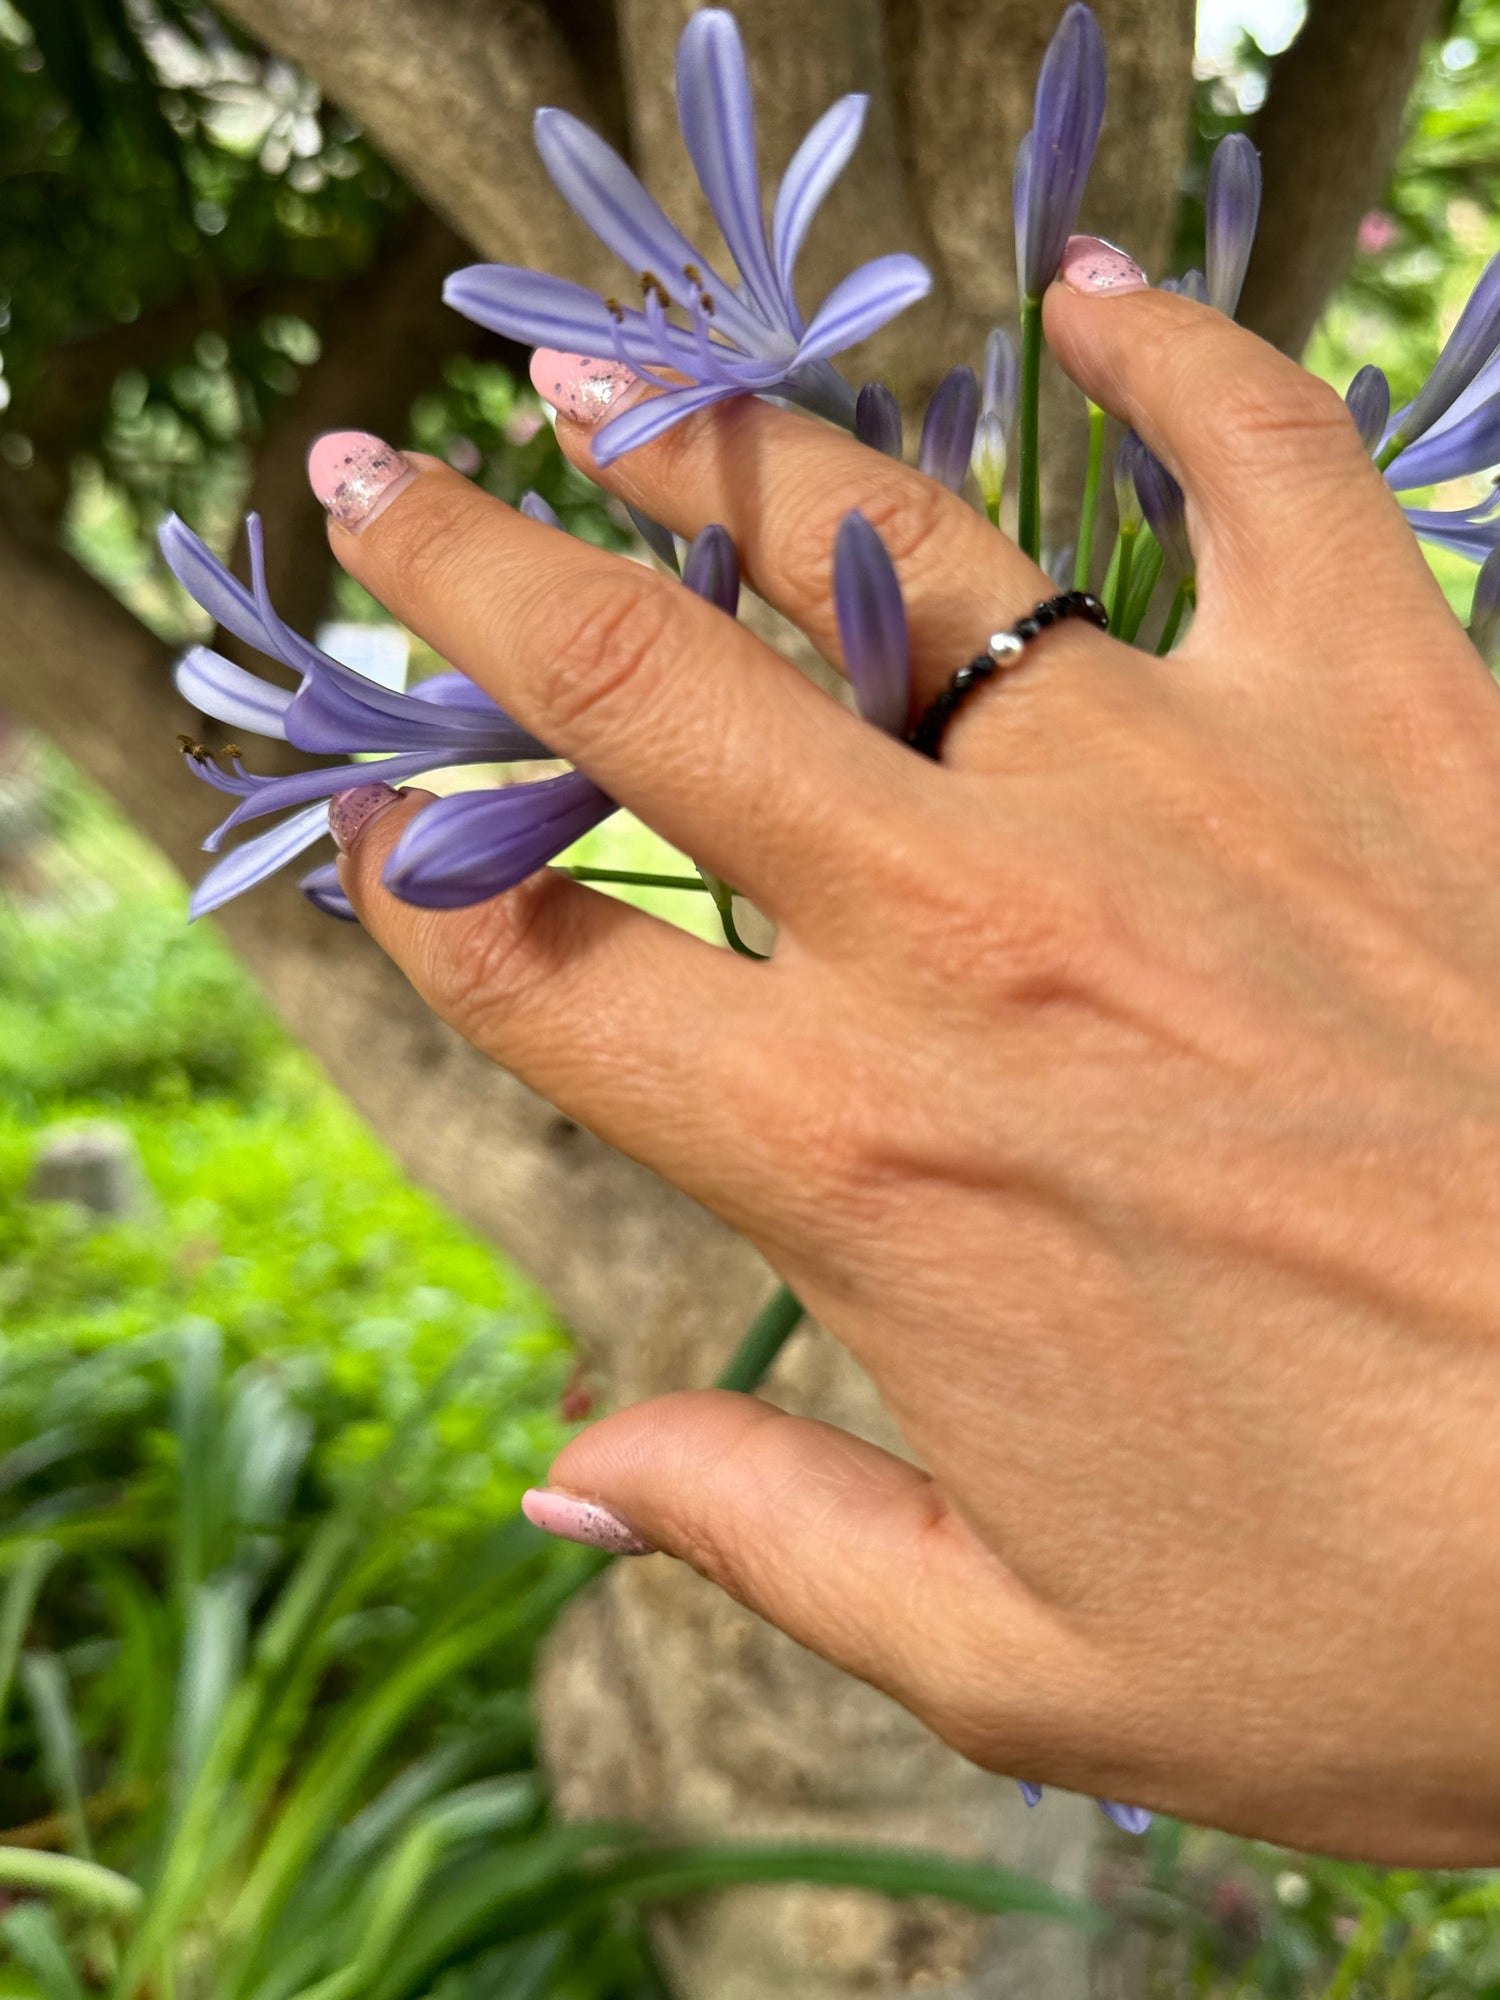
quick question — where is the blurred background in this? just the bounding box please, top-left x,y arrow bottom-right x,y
0,0 -> 1498,1994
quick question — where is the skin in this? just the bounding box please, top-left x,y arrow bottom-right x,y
320,275 -> 1500,1863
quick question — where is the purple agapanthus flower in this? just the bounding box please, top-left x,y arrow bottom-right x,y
1204,133 -> 1261,320
163,503 -> 736,918
1014,3 -> 1107,300
833,510 -> 910,733
1129,438 -> 1192,576
972,329 -> 1019,508
1350,350 -> 1500,565
443,9 -> 930,466
1019,1784 -> 1151,1834
1384,249 -> 1500,458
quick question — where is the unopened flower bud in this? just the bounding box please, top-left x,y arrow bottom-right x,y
1114,433 -> 1145,533
971,410 -> 1008,512
1469,543 -> 1500,669
1345,366 -> 1391,456
855,381 -> 904,459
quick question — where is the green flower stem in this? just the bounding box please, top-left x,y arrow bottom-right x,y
1073,402 -> 1107,590
717,1283 -> 805,1393
1117,527 -> 1165,645
1320,1903 -> 1386,2000
1155,578 -> 1194,656
1107,527 -> 1135,633
1374,433 -> 1405,473
566,867 -> 711,892
0,1847 -> 142,1919
1017,294 -> 1044,562
719,903 -> 769,960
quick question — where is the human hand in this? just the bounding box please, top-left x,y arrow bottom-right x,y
315,256 -> 1500,1864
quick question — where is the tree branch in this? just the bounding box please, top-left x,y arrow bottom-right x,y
1239,0 -> 1446,356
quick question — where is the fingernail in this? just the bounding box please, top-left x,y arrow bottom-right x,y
1059,235 -> 1150,297
328,782 -> 402,853
522,1488 -> 655,1556
308,430 -> 417,532
529,349 -> 641,427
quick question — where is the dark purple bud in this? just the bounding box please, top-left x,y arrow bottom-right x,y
918,365 -> 980,491
1018,1782 -> 1044,1808
1470,543 -> 1500,668
1132,441 -> 1192,575
299,862 -> 358,921
1345,365 -> 1391,456
1016,4 -> 1107,298
982,328 -> 1019,428
383,771 -> 614,909
1205,133 -> 1261,319
834,510 -> 910,734
627,504 -> 681,574
855,381 -> 904,459
1395,249 -> 1500,452
682,523 -> 740,616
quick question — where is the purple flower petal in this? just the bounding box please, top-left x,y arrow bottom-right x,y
299,862 -> 358,922
1098,1801 -> 1153,1836
855,381 -> 903,459
591,380 -> 741,467
1019,3 -> 1107,298
200,748 -> 471,849
532,108 -> 772,357
676,11 -> 784,328
443,265 -> 701,375
158,514 -> 277,657
409,671 -> 508,712
627,505 -> 682,573
188,802 -> 331,920
682,524 -> 740,616
519,490 -> 563,528
1205,133 -> 1261,319
1384,392 -> 1500,490
771,94 -> 868,306
918,365 -> 980,492
1345,365 -> 1391,455
834,510 -> 910,734
174,646 -> 292,739
1013,130 -> 1034,300
1114,432 -> 1146,532
1131,442 -> 1192,575
1470,544 -> 1500,667
1403,497 -> 1500,563
797,253 -> 932,364
1394,248 -> 1500,451
382,773 -> 615,910
1018,1782 -> 1044,1809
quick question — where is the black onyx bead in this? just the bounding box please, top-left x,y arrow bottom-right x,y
1034,603 -> 1057,626
1014,616 -> 1040,640
952,663 -> 978,690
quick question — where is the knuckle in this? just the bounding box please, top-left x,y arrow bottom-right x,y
776,467 -> 961,634
1211,366 -> 1355,474
527,570 -> 686,743
417,872 -> 566,1049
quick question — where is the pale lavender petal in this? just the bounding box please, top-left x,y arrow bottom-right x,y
409,671 -> 509,713
682,524 -> 740,616
1020,3 -> 1107,297
1384,392 -> 1500,489
1098,1801 -> 1153,1836
519,490 -> 562,528
531,109 -> 771,356
299,862 -> 358,922
918,365 -> 980,492
982,328 -> 1019,429
591,381 -> 741,467
1205,133 -> 1261,319
1131,443 -> 1192,575
382,773 -> 615,909
834,510 -> 909,734
627,505 -> 681,573
1395,248 -> 1500,450
676,11 -> 784,326
797,253 -> 932,364
1469,544 -> 1500,667
443,265 -> 700,374
188,802 -> 330,920
1013,130 -> 1034,300
202,748 -> 467,847
1404,498 -> 1500,563
1345,365 -> 1391,455
1018,1782 -> 1044,1808
855,381 -> 903,459
158,514 -> 277,656
174,646 -> 292,739
1171,268 -> 1208,305
771,94 -> 868,305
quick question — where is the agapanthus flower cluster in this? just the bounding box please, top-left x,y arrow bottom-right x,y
166,2 -> 1500,1834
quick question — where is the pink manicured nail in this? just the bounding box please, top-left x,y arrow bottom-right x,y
328,782 -> 402,853
307,430 -> 417,531
1059,235 -> 1150,296
529,349 -> 641,426
522,1488 -> 655,1556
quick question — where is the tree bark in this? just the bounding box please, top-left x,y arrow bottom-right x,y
1239,0 -> 1446,357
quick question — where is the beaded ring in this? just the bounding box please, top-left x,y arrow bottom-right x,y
906,589 -> 1109,760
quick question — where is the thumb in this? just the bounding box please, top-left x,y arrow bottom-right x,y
523,1389 -> 1075,1771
